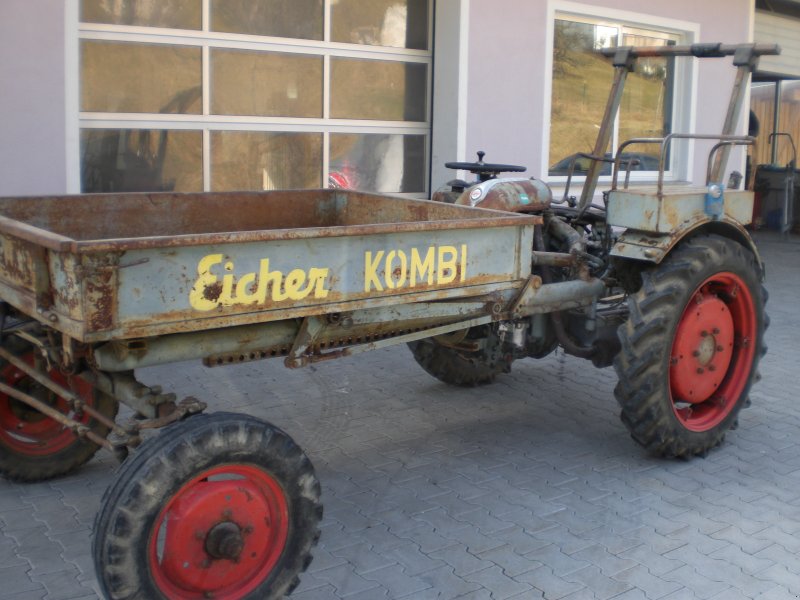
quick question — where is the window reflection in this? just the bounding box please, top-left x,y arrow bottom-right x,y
777,81 -> 800,166
211,132 -> 322,191
81,0 -> 201,29
549,19 -> 674,177
212,50 -> 322,118
81,129 -> 202,192
211,0 -> 323,40
549,20 -> 616,176
332,0 -> 428,50
331,59 -> 426,121
81,41 -> 201,114
750,82 -> 777,167
330,133 -> 425,193
619,33 -> 673,150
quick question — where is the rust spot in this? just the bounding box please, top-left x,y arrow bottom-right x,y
86,279 -> 114,331
203,281 -> 223,302
237,486 -> 255,502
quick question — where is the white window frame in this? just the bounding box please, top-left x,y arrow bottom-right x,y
69,0 -> 434,196
543,1 -> 700,188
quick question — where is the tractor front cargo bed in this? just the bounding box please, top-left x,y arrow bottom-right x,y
0,189 -> 536,342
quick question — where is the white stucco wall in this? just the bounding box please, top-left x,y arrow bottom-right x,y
0,0 -> 70,196
438,0 -> 754,192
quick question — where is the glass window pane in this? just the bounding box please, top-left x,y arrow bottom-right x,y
549,19 -> 616,176
618,33 -> 674,170
81,129 -> 202,192
332,0 -> 429,50
81,0 -> 201,29
211,131 -> 322,191
81,41 -> 201,114
211,50 -> 322,118
330,133 -> 426,193
331,59 -> 426,121
777,80 -> 800,166
210,0 -> 323,40
750,82 -> 776,167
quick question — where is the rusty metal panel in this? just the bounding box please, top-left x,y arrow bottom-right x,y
0,190 -> 536,251
0,190 -> 535,341
81,253 -> 121,333
610,218 -> 762,266
113,225 -> 532,337
0,234 -> 36,290
50,252 -> 83,323
606,187 -> 754,233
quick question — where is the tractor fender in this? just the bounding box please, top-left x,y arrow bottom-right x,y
610,217 -> 765,279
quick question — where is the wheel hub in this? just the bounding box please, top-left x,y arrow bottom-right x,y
151,465 -> 289,598
670,292 -> 734,403
695,334 -> 716,366
205,521 -> 245,561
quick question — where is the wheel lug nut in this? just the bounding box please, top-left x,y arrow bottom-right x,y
708,365 -> 716,372
697,368 -> 705,374
701,331 -> 709,337
712,328 -> 720,335
692,350 -> 701,357
716,345 -> 724,352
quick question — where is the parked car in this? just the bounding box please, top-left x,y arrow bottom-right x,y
549,152 -> 661,176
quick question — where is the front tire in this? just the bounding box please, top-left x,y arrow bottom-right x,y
93,412 -> 322,600
0,345 -> 117,482
614,235 -> 766,458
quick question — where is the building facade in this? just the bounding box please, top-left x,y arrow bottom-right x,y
0,0 -> 797,200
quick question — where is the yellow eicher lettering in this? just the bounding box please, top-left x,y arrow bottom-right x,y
363,244 -> 469,293
189,254 -> 330,312
189,253 -> 224,311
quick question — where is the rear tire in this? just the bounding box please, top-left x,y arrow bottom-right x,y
93,412 -> 322,600
614,235 -> 766,458
0,342 -> 117,482
408,326 -> 511,386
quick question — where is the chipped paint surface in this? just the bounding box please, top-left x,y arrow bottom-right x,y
607,187 -> 754,233
0,190 -> 535,342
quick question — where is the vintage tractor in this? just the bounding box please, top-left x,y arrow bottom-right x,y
0,42 -> 775,599
416,42 -> 773,458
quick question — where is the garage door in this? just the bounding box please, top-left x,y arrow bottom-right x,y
79,0 -> 432,196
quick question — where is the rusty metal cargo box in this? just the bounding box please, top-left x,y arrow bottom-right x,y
0,190 -> 536,342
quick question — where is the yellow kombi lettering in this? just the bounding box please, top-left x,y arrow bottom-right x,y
363,244 -> 469,293
410,247 -> 434,286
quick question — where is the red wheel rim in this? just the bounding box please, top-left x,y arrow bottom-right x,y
0,353 -> 94,455
669,272 -> 757,432
149,464 -> 290,599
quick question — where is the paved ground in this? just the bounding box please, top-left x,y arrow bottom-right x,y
1,231 -> 799,600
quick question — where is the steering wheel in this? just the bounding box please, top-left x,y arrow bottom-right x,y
445,151 -> 527,182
